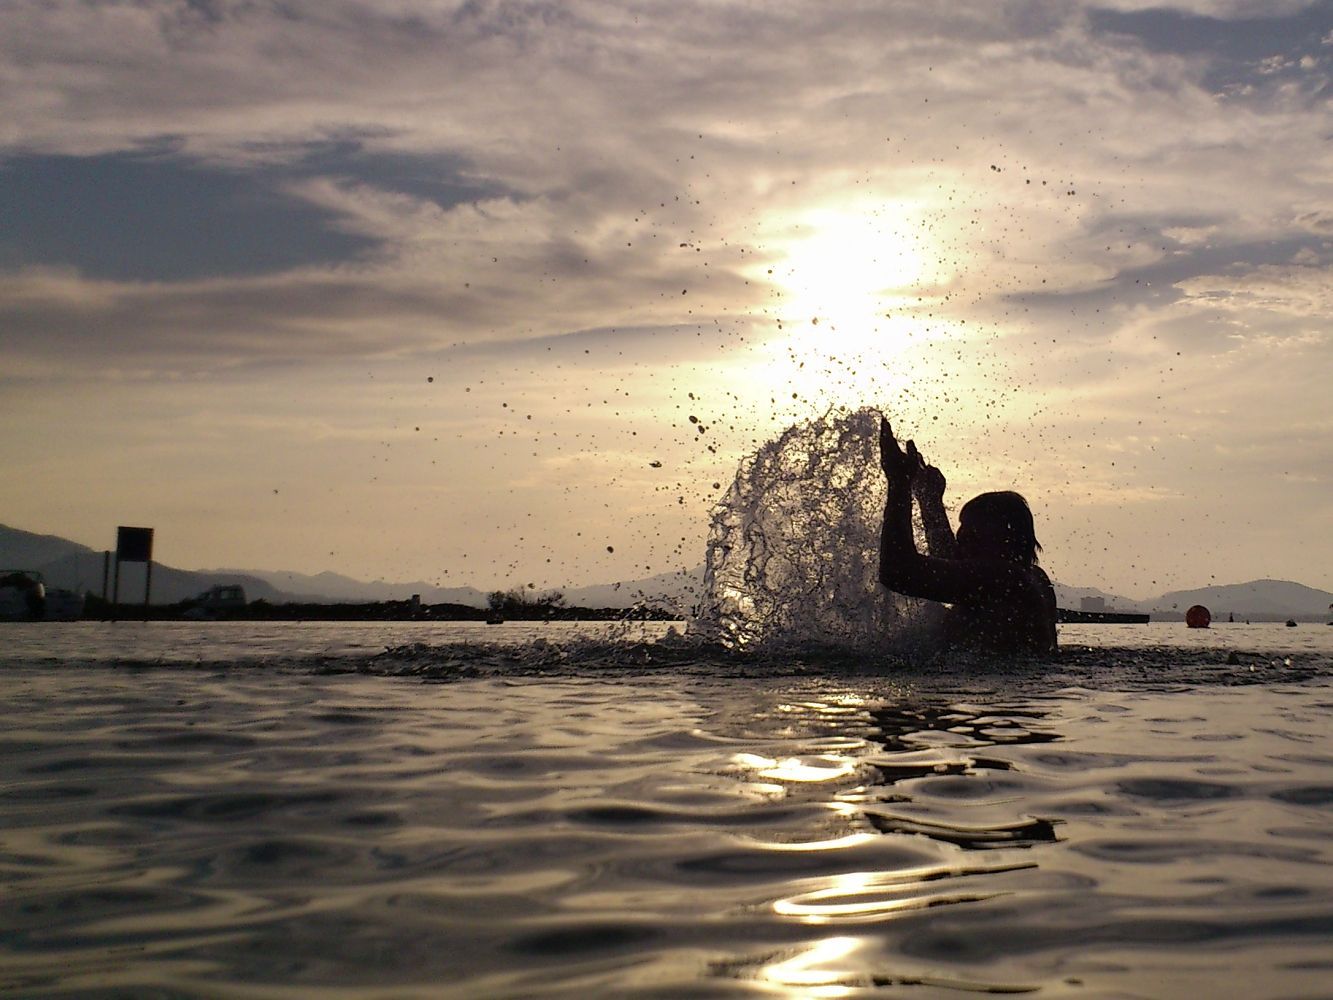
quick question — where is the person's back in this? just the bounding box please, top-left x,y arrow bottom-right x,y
941,561 -> 1057,654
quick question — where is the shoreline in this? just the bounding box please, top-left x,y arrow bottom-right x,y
72,595 -> 684,623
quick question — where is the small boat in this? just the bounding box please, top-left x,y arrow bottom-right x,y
0,570 -> 85,621
0,570 -> 44,620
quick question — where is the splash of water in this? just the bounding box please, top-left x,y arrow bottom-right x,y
696,407 -> 928,652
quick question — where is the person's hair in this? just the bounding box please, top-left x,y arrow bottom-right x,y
958,491 -> 1042,566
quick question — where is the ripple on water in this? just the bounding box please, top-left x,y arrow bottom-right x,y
0,783 -> 99,803
863,811 -> 1062,850
1115,777 -> 1244,801
673,835 -> 944,882
116,728 -> 260,749
1270,784 -> 1333,806
1072,837 -> 1319,864
508,922 -> 660,956
562,801 -> 811,828
218,835 -> 365,880
1,661 -> 1332,997
109,789 -> 344,823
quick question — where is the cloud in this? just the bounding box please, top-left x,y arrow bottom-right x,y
1,1 -> 1330,591
0,265 -> 468,376
1293,208 -> 1333,233
0,152 -> 384,281
1175,258 -> 1333,318
1090,1 -> 1315,13
3,1 -> 1327,388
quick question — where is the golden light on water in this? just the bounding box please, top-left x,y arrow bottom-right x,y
732,752 -> 860,783
758,934 -> 864,996
773,867 -> 1003,924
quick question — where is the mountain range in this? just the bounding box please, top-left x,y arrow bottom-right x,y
3,523 -> 1330,619
0,523 -> 703,610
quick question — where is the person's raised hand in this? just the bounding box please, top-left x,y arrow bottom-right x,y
910,445 -> 946,500
879,417 -> 915,484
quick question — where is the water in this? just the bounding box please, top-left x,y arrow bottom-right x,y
4,411 -> 1330,997
3,620 -> 1332,998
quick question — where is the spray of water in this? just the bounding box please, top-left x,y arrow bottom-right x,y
695,407 -> 931,652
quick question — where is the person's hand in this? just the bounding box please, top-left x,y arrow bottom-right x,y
912,451 -> 946,501
879,417 -> 916,485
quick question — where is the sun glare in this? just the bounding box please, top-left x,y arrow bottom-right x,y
742,200 -> 945,405
767,201 -> 932,336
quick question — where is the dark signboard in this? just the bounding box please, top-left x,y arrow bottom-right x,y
116,526 -> 154,563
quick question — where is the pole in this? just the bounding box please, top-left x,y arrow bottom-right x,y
144,560 -> 153,609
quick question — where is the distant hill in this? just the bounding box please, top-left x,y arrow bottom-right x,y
47,553 -> 296,605
211,567 -> 489,608
0,524 -> 97,569
1141,580 -> 1333,621
0,523 -> 298,605
562,566 -> 705,613
3,523 -> 1329,618
0,523 -> 702,610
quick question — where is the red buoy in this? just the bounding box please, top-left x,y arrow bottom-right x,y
1185,604 -> 1211,629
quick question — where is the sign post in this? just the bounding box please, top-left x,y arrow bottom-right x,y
114,527 -> 155,612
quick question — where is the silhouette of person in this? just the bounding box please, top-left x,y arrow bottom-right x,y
877,417 -> 1057,654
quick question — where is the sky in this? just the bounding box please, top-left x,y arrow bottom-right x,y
1,0 -> 1330,599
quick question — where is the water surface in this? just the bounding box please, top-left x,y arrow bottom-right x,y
2,622 -> 1331,997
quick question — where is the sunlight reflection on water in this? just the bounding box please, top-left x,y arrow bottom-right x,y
1,625 -> 1332,997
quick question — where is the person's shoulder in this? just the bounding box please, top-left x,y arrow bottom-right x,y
1029,565 -> 1056,594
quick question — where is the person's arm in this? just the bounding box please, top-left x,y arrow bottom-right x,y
878,417 -> 920,588
878,418 -> 1029,606
912,458 -> 956,560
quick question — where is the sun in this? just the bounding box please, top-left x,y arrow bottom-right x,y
741,199 -> 942,405
765,200 -> 932,338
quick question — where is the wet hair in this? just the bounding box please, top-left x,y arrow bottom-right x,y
958,491 -> 1042,566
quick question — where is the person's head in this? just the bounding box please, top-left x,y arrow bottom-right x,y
956,491 -> 1042,565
